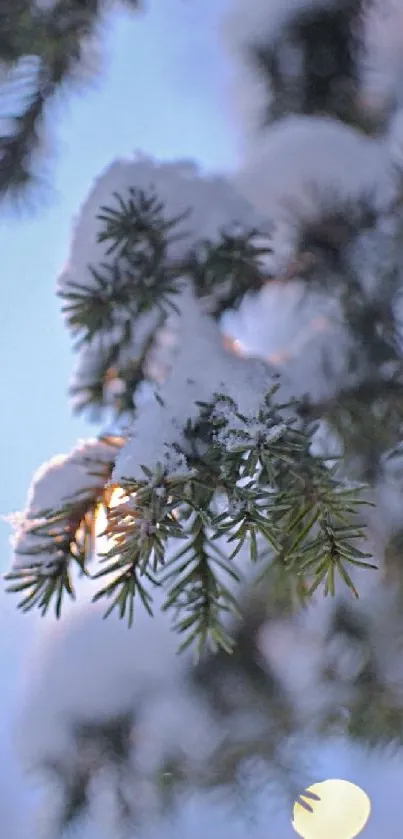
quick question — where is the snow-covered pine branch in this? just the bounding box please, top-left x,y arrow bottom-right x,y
6,435 -> 124,616
8,0 -> 403,665
8,241 -> 375,652
58,156 -> 270,420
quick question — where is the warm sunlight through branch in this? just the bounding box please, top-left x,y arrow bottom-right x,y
95,486 -> 127,557
222,334 -> 247,356
223,306 -> 332,369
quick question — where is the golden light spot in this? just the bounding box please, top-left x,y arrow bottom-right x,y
292,779 -> 371,839
94,501 -> 108,553
267,350 -> 291,365
95,486 -> 128,555
222,335 -> 247,356
108,486 -> 127,509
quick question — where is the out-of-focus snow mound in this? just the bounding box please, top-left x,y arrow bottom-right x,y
221,0 -> 403,148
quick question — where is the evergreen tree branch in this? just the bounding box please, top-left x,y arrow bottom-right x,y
5,434 -> 124,616
13,388 -> 373,653
185,228 -> 272,317
248,0 -> 387,134
69,321 -> 163,418
59,185 -> 272,420
322,603 -> 403,750
0,0 -> 141,197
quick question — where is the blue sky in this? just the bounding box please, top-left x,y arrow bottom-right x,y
0,0 -> 237,568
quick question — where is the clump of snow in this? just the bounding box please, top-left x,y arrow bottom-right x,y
222,0 -> 403,143
362,0 -> 403,115
11,437 -> 121,569
325,631 -> 370,683
58,156 -> 265,300
387,107 -> 403,172
368,463 -> 403,559
16,584 -> 185,772
222,277 -> 349,403
15,565 -> 230,837
144,320 -> 181,384
257,615 -> 332,721
221,0 -> 340,140
213,404 -> 288,453
346,219 -> 401,298
161,446 -> 191,478
113,283 -> 273,484
59,155 -> 272,417
235,116 -> 397,275
69,306 -> 164,413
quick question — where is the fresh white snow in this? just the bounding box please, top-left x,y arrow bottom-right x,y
11,437 -> 121,569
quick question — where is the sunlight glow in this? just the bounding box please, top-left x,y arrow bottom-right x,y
222,334 -> 247,356
94,486 -> 127,556
267,350 -> 291,365
292,779 -> 371,839
108,486 -> 127,509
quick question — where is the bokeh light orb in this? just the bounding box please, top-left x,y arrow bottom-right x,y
292,779 -> 371,839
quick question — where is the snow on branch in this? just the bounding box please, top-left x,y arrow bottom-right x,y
77,287 -> 374,654
362,0 -> 403,115
5,435 -> 124,616
58,156 -> 264,301
222,0 -> 403,138
112,283 -> 271,482
57,155 -> 272,420
5,282 -> 375,652
9,122 -> 399,651
236,115 -> 398,275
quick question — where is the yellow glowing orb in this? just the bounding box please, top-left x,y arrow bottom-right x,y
292,779 -> 371,839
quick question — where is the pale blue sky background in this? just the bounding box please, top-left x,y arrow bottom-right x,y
0,0 -> 238,570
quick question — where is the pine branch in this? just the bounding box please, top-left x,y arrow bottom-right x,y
60,193 -> 271,343
323,603 -> 403,749
5,434 -> 124,616
91,463 -> 192,624
59,186 -> 194,418
60,186 -> 275,421
7,387 -> 374,650
248,0 -> 385,133
43,711 -> 135,835
70,323 -> 163,418
161,511 -> 241,656
211,409 -> 375,598
60,207 -> 183,346
97,186 -> 190,261
0,2 -> 34,63
299,374 -> 403,480
0,0 -> 141,197
61,389 -> 374,654
185,228 -> 272,317
0,70 -> 49,196
347,669 -> 403,749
